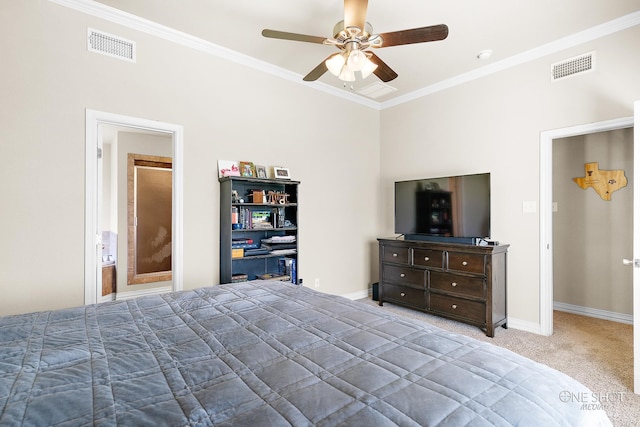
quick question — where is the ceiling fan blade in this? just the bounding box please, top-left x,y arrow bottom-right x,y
344,0 -> 368,31
262,29 -> 327,44
377,24 -> 449,48
368,52 -> 398,82
303,57 -> 331,81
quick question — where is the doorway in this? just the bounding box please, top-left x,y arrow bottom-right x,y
552,129 -> 633,322
540,116 -> 633,335
540,115 -> 635,392
85,110 -> 184,305
101,133 -> 174,299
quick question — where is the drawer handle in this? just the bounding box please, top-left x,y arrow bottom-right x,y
451,282 -> 457,287
400,273 -> 405,278
462,261 -> 468,266
400,292 -> 406,297
452,304 -> 458,309
393,253 -> 398,257
424,256 -> 430,261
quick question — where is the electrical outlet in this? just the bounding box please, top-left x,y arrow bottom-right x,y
314,278 -> 320,288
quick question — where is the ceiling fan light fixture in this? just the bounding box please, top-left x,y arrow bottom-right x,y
346,49 -> 367,72
338,67 -> 356,82
262,4 -> 449,85
326,54 -> 346,76
360,57 -> 378,79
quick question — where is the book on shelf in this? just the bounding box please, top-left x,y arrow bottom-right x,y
237,206 -> 252,229
269,249 -> 297,255
232,238 -> 254,244
231,242 -> 260,250
270,207 -> 285,228
251,210 -> 270,227
263,236 -> 296,244
256,273 -> 291,281
231,248 -> 244,258
252,223 -> 273,230
231,273 -> 248,283
261,242 -> 297,250
244,248 -> 270,256
231,206 -> 239,224
278,257 -> 297,284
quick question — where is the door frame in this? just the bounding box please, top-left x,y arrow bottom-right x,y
540,116 -> 633,336
85,109 -> 184,305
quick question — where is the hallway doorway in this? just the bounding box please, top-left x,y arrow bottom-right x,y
540,114 -> 636,392
540,116 -> 633,335
552,128 -> 633,323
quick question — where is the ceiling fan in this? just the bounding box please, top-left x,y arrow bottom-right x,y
262,0 -> 448,83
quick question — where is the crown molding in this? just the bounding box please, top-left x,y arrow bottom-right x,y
48,0 -> 381,110
49,0 -> 639,111
381,11 -> 640,109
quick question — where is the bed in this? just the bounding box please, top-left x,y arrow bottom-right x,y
0,281 -> 611,426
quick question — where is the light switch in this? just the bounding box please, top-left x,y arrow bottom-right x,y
523,201 -> 537,213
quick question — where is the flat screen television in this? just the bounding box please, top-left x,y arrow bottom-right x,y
394,173 -> 490,243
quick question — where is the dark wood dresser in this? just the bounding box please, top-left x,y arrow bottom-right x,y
378,238 -> 509,337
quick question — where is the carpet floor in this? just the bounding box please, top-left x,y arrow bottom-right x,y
356,298 -> 640,427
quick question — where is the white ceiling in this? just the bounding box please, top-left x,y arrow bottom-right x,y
93,0 -> 640,104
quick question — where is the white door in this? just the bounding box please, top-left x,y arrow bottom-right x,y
96,125 -> 104,300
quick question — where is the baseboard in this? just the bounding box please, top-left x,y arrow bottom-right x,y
507,317 -> 545,335
341,289 -> 370,301
115,286 -> 173,301
342,287 -> 552,335
554,301 -> 632,325
340,289 -> 634,333
97,294 -> 116,304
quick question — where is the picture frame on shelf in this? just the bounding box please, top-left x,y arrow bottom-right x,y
273,167 -> 291,180
218,160 -> 240,177
255,165 -> 267,179
239,161 -> 256,177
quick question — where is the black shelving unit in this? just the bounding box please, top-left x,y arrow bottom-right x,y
416,190 -> 453,236
219,176 -> 299,284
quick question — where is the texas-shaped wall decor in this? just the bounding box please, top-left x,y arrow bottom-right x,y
573,162 -> 627,201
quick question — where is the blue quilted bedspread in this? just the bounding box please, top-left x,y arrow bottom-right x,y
0,281 -> 611,426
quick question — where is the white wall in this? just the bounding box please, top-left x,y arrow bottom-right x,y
379,26 -> 640,328
0,1 -> 380,315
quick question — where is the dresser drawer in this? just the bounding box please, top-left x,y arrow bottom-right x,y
430,294 -> 486,323
383,264 -> 426,286
383,247 -> 410,264
382,284 -> 425,308
430,272 -> 485,299
447,252 -> 485,275
413,249 -> 444,268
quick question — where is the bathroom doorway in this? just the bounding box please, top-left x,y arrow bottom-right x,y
85,110 -> 183,304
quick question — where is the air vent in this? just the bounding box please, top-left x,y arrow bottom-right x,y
88,28 -> 136,63
356,82 -> 398,99
551,52 -> 594,81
